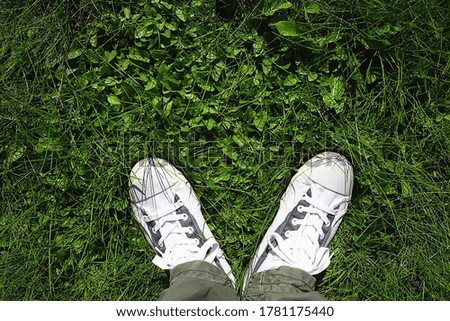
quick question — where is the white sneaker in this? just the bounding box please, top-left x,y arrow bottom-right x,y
129,158 -> 235,285
248,152 -> 354,278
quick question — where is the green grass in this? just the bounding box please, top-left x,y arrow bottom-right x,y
1,0 -> 449,300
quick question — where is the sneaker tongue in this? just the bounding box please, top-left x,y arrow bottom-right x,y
288,232 -> 318,259
142,189 -> 180,220
309,183 -> 343,211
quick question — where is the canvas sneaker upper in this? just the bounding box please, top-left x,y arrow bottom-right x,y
129,158 -> 235,285
248,152 -> 354,277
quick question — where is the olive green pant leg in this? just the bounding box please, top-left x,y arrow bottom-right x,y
159,260 -> 238,301
244,266 -> 326,301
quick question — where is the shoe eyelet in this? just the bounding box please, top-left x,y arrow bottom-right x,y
158,241 -> 163,247
325,221 -> 331,227
188,227 -> 194,234
182,214 -> 188,221
297,206 -> 302,212
285,231 -> 291,237
194,239 -> 200,245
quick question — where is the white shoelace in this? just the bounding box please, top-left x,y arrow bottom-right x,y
142,207 -> 220,269
267,194 -> 336,274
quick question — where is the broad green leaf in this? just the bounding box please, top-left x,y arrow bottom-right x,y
253,111 -> 269,131
104,50 -> 116,62
123,7 -> 131,19
162,28 -> 171,39
264,1 -> 292,17
305,3 -> 321,14
152,49 -> 167,60
205,118 -> 217,130
401,181 -> 413,197
273,21 -> 300,37
45,175 -> 69,191
330,77 -> 345,99
198,81 -> 215,92
85,50 -> 98,64
160,1 -> 173,9
107,95 -> 121,105
189,116 -> 203,127
175,8 -> 186,22
283,74 -> 298,86
68,47 -> 83,60
117,59 -> 130,71
7,145 -> 26,163
135,26 -> 153,38
145,78 -> 157,91
375,23 -> 392,36
436,114 -> 450,122
128,50 -> 150,62
35,137 -> 63,153
163,101 -> 173,117
322,93 -> 334,106
212,61 -> 226,81
262,58 -> 273,75
295,133 -> 306,143
89,34 -> 97,47
307,72 -> 318,81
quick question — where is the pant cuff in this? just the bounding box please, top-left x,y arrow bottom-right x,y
170,260 -> 234,289
244,266 -> 326,301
